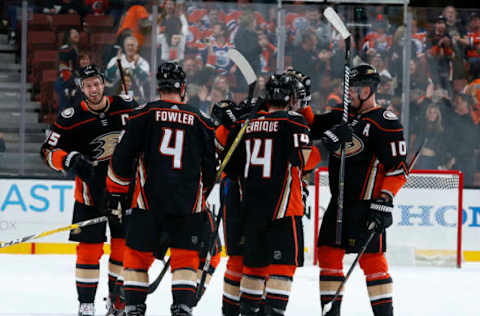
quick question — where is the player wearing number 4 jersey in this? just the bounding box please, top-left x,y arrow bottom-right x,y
299,64 -> 408,316
40,64 -> 138,316
106,62 -> 217,316
225,73 -> 321,316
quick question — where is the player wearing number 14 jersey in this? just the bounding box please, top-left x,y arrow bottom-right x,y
225,73 -> 320,316
106,62 -> 216,316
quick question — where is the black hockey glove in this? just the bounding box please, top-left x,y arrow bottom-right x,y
210,100 -> 239,128
321,124 -> 353,152
104,192 -> 127,225
63,151 -> 95,182
367,198 -> 394,233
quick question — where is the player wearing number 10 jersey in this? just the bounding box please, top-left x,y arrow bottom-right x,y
106,62 -> 216,316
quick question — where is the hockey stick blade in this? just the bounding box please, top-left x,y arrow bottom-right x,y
323,7 -> 351,40
227,48 -> 257,86
322,229 -> 377,315
0,216 -> 107,248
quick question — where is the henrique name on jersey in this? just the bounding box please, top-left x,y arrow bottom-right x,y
246,119 -> 279,133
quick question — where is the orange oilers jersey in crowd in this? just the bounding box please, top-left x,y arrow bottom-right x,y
41,95 -> 138,206
309,105 -> 408,201
106,100 -> 216,215
225,110 -> 319,220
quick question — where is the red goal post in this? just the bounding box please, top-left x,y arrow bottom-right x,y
313,168 -> 464,267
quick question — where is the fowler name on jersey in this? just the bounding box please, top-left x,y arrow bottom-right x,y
156,109 -> 195,126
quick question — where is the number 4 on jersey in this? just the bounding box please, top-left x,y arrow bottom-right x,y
159,128 -> 184,169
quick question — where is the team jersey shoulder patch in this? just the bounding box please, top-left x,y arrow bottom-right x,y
119,94 -> 133,102
383,110 -> 398,121
288,110 -> 302,116
61,107 -> 75,119
134,103 -> 148,111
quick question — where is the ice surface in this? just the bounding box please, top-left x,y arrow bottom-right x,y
0,255 -> 478,315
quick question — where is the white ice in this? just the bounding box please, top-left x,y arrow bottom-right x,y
0,254 -> 478,315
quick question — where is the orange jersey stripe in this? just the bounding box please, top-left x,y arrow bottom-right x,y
305,146 -> 321,171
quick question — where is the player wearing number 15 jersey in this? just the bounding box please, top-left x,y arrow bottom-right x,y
40,64 -> 137,316
225,73 -> 320,316
106,62 -> 216,316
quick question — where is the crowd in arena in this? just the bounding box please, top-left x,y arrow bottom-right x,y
1,0 -> 480,186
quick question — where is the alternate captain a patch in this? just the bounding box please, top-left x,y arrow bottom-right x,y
383,110 -> 398,120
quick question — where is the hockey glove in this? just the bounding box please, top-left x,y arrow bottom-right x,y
104,192 -> 127,224
321,124 -> 353,153
367,198 -> 394,233
210,100 -> 239,128
63,151 -> 95,182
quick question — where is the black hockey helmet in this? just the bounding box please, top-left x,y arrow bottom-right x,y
265,73 -> 296,107
350,64 -> 381,92
157,62 -> 186,91
78,64 -> 104,87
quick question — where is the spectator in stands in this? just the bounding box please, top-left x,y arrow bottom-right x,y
445,93 -> 478,185
259,32 -> 276,74
157,6 -> 188,63
116,1 -> 151,47
54,27 -> 82,110
414,102 -> 449,170
426,15 -> 454,94
292,31 -> 319,82
442,5 -> 466,39
55,51 -> 91,110
370,51 -> 392,80
456,13 -> 480,80
0,132 -> 6,153
58,27 -> 81,73
212,74 -> 232,100
234,11 -> 262,89
376,75 -> 394,107
84,0 -> 109,15
410,58 -> 434,103
182,56 -> 203,84
254,74 -> 267,98
3,0 -> 21,45
464,64 -> 480,124
105,35 -> 150,100
206,22 -> 236,75
42,0 -> 87,16
361,19 -> 392,56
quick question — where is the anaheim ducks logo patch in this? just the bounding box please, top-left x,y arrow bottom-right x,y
61,107 -> 75,118
383,110 -> 398,120
332,134 -> 365,158
90,132 -> 122,161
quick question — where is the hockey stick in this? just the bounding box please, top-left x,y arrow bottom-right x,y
0,216 -> 107,249
147,257 -> 170,294
194,48 -> 258,302
321,142 -> 423,315
148,48 -> 258,296
324,7 -> 351,245
117,58 -> 128,95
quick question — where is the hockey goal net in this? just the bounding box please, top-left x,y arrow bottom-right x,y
313,168 -> 464,268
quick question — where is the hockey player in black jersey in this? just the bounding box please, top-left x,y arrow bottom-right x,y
299,64 -> 408,316
40,64 -> 138,316
105,62 -> 216,316
223,73 -> 320,316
